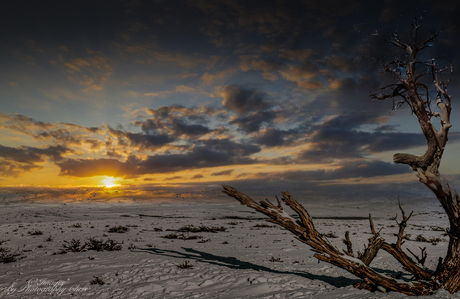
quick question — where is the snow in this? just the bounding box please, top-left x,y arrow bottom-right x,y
0,194 -> 458,298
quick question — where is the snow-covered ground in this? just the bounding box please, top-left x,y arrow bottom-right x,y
0,191 -> 458,298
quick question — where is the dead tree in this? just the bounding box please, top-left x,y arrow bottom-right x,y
223,16 -> 459,295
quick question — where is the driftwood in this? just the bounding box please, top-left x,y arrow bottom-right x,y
223,16 -> 460,295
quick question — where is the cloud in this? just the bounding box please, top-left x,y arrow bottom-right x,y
239,56 -> 280,81
278,62 -> 322,88
229,110 -> 277,133
0,161 -> 42,177
57,158 -> 134,178
297,81 -> 322,89
0,145 -> 73,177
297,115 -> 428,163
0,145 -> 72,164
253,128 -> 299,147
57,139 -> 260,178
149,51 -> 220,69
279,62 -> 319,82
211,169 -> 233,176
250,160 -> 411,182
201,69 -> 236,85
170,119 -> 212,137
322,55 -> 363,72
279,49 -> 316,61
198,138 -> 261,157
63,55 -> 114,92
219,85 -> 271,114
163,176 -> 182,181
0,113 -> 56,134
107,127 -> 176,151
132,105 -> 218,139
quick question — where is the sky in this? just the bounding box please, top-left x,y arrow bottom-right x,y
1,0 -> 460,194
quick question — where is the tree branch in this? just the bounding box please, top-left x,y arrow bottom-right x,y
223,185 -> 434,295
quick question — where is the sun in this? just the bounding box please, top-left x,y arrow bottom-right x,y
102,177 -> 119,188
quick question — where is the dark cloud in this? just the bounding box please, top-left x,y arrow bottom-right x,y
366,133 -> 425,152
253,128 -> 299,147
57,158 -> 134,178
133,105 -> 217,139
0,144 -> 73,177
229,110 -> 277,133
298,115 -> 428,163
0,145 -> 72,164
0,114 -> 55,135
163,176 -> 182,181
57,140 -> 259,178
211,169 -> 233,176
374,125 -> 398,132
0,161 -> 42,177
34,128 -> 100,147
220,85 -> 271,114
107,127 -> 175,151
191,174 -> 204,179
252,160 -> 411,182
170,119 -> 212,137
198,139 -> 260,157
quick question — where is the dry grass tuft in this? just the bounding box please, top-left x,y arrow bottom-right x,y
176,260 -> 193,269
108,226 -> 129,233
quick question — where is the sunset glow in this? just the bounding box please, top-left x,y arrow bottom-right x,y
101,177 -> 119,188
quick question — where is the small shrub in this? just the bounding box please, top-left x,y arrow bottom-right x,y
90,276 -> 105,285
179,235 -> 201,240
108,226 -> 129,233
162,233 -> 202,240
200,225 -> 227,233
1,252 -> 20,263
154,227 -> 163,232
85,238 -> 105,251
0,248 -> 21,263
103,239 -> 123,251
28,230 -> 43,236
198,238 -> 211,243
45,236 -> 53,242
70,223 -> 82,228
429,237 -> 443,245
128,244 -> 137,249
178,225 -> 202,233
176,260 -> 193,269
270,256 -> 282,262
178,225 -> 227,233
146,244 -> 153,247
61,239 -> 86,253
253,224 -> 274,228
415,235 -> 428,242
162,233 -> 179,239
322,232 -> 338,238
85,238 -> 122,251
